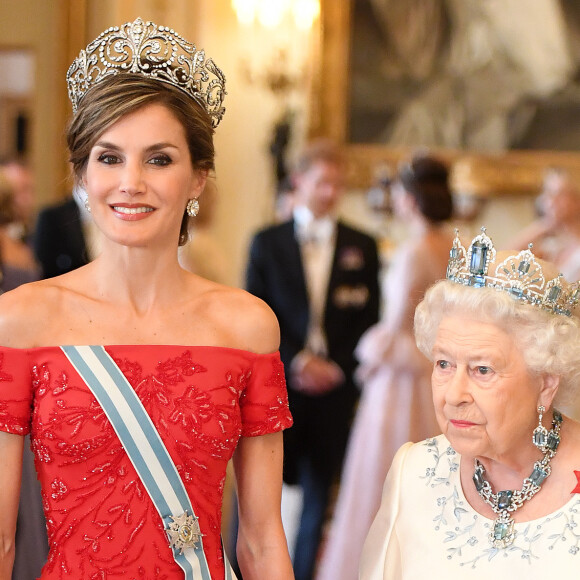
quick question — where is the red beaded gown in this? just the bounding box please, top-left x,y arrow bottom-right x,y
0,345 -> 293,579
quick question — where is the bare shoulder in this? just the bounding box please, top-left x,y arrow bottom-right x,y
193,283 -> 280,354
401,231 -> 451,275
0,279 -> 65,347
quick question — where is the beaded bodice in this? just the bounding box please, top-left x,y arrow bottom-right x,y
0,345 -> 292,579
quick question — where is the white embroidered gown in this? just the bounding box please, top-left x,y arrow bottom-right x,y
360,435 -> 580,579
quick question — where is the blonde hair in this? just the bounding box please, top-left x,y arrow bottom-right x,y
294,138 -> 344,175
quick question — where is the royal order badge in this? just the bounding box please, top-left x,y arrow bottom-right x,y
166,512 -> 203,553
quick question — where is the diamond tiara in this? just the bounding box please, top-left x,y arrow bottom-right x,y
66,18 -> 226,128
446,227 -> 580,317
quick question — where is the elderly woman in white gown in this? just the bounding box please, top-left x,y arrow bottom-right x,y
360,228 -> 580,578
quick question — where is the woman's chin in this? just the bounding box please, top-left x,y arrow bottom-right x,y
444,427 -> 485,458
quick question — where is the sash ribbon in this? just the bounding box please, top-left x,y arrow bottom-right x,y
61,345 -> 235,580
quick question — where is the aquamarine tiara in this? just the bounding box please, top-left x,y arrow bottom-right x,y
66,18 -> 226,127
446,227 -> 580,317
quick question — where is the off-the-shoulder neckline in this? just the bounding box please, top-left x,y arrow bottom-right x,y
0,344 -> 279,357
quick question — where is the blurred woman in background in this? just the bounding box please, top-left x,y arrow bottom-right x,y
0,170 -> 38,282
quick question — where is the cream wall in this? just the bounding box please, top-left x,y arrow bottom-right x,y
195,1 -> 288,287
0,1 -> 69,202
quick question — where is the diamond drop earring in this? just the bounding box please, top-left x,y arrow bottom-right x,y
532,405 -> 548,451
186,198 -> 199,217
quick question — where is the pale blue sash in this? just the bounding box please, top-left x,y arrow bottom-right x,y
61,345 -> 235,580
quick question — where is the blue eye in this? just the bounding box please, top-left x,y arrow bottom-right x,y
477,366 -> 492,375
436,360 -> 450,369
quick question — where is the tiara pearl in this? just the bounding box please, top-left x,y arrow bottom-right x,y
446,227 -> 580,317
66,18 -> 226,128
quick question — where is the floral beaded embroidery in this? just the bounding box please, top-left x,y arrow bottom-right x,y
243,355 -> 291,436
0,352 -> 30,434
421,437 -> 580,569
0,346 -> 292,579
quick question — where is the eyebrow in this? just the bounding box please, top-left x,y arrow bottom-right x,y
93,141 -> 179,152
432,346 -> 451,359
432,344 -> 497,360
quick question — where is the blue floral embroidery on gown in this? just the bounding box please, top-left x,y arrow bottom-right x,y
419,437 -> 580,569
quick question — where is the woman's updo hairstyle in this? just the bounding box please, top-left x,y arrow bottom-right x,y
397,153 -> 453,223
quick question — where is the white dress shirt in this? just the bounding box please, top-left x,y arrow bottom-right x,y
293,205 -> 337,356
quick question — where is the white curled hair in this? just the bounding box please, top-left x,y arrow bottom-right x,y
414,280 -> 580,407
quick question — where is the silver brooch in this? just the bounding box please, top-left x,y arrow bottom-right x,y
166,512 -> 203,553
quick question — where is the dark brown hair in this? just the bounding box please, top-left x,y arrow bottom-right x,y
397,154 -> 453,223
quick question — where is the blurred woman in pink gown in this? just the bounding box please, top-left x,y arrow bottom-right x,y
316,153 -> 454,580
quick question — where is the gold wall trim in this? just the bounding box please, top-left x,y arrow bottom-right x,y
312,0 -> 580,195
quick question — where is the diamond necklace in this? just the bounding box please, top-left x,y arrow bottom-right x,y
472,409 -> 563,549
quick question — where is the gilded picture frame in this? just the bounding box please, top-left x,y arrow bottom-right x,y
310,0 -> 580,195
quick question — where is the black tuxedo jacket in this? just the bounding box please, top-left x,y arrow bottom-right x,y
33,197 -> 89,279
247,219 -> 380,383
246,219 -> 380,481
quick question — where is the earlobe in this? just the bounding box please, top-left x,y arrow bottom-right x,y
192,170 -> 208,197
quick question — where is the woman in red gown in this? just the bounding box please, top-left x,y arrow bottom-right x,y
0,18 -> 294,580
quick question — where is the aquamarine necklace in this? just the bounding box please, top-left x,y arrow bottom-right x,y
472,409 -> 562,548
